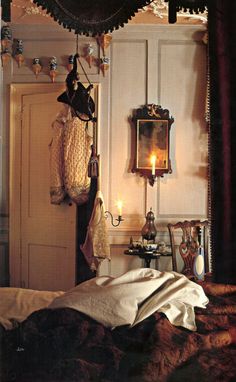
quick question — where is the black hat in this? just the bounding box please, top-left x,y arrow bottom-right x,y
57,54 -> 95,121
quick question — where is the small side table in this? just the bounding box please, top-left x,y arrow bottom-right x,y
124,247 -> 172,269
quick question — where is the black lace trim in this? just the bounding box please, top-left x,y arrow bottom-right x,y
167,0 -> 208,23
32,0 -> 153,36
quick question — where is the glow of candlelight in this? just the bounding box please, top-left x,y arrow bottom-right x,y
150,155 -> 156,175
116,200 -> 123,216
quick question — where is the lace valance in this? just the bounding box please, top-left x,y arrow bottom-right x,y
31,0 -> 153,36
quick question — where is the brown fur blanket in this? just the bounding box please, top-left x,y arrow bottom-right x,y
1,281 -> 236,382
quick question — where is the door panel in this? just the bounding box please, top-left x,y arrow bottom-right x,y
21,93 -> 76,291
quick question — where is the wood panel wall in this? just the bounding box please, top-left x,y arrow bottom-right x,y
1,22 -> 207,282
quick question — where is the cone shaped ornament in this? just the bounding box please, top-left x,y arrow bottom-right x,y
14,39 -> 24,67
100,56 -> 110,77
32,58 -> 42,78
97,34 -> 112,55
15,54 -> 24,67
1,49 -> 11,66
49,69 -> 57,82
49,56 -> 58,82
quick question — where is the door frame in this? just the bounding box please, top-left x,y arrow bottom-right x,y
9,83 -> 100,287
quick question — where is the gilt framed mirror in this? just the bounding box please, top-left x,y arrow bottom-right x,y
132,104 -> 174,186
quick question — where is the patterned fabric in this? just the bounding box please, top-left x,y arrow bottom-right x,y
49,111 -> 66,204
49,105 -> 92,205
1,280 -> 236,382
80,190 -> 110,271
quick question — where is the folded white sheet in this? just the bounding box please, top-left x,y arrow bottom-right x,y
0,288 -> 64,330
49,269 -> 209,331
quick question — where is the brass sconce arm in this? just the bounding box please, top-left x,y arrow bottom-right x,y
105,210 -> 124,227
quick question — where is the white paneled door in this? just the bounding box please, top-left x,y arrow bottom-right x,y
10,87 -> 77,291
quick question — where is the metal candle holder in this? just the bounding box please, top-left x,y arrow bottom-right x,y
105,211 -> 124,227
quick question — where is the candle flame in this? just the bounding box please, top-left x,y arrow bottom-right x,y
150,155 -> 156,164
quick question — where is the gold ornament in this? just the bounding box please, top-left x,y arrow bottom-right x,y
97,34 -> 112,55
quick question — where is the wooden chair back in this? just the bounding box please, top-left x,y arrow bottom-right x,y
167,220 -> 209,276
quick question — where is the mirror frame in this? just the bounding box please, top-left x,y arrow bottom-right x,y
132,104 -> 174,186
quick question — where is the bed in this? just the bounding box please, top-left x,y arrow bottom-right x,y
1,269 -> 236,382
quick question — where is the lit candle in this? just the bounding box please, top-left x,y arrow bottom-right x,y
117,200 -> 123,216
150,155 -> 156,176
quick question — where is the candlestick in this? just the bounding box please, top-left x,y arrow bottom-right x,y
105,210 -> 124,227
150,155 -> 156,176
116,200 -> 123,216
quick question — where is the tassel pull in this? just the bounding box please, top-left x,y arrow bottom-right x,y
88,145 -> 99,178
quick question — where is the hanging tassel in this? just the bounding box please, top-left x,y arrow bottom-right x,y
88,146 -> 99,178
88,118 -> 99,178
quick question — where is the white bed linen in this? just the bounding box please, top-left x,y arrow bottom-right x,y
49,269 -> 209,331
0,287 -> 64,330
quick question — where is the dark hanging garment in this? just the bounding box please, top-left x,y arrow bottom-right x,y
76,178 -> 98,284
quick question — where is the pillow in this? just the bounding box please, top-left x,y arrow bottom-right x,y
0,287 -> 64,329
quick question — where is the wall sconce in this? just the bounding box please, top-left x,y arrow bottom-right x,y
105,200 -> 124,227
105,211 -> 124,227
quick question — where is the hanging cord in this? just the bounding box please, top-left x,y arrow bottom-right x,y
75,34 -> 92,86
65,34 -> 95,123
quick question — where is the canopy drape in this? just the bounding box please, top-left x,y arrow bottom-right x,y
31,0 -> 153,35
208,0 -> 236,284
